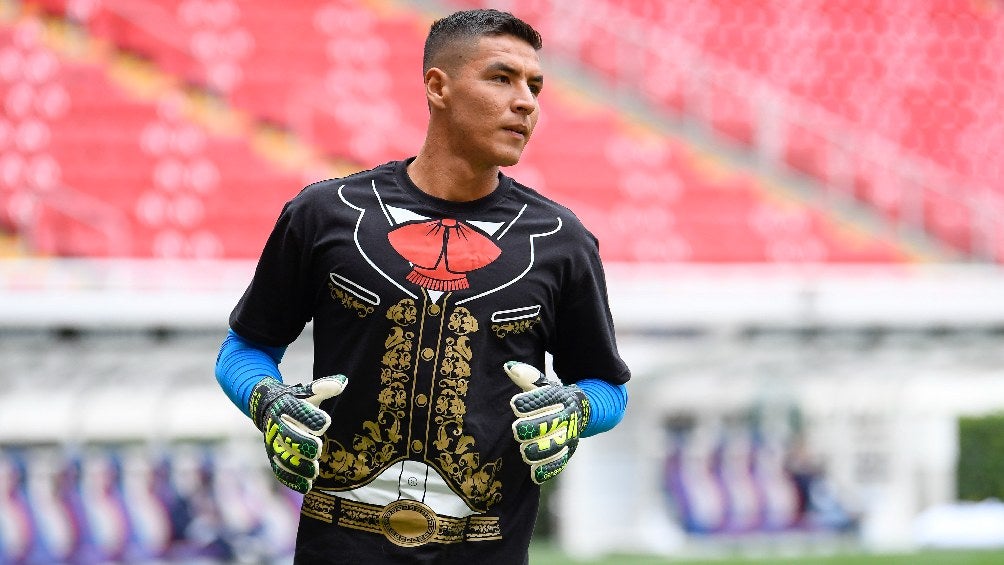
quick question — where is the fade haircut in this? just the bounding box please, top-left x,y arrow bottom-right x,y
423,9 -> 542,73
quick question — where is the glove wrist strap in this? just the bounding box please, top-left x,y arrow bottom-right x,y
249,377 -> 288,431
570,386 -> 592,434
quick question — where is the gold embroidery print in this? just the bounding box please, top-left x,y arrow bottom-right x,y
319,298 -> 416,483
328,283 -> 375,318
317,296 -> 502,513
432,306 -> 503,512
491,316 -> 541,338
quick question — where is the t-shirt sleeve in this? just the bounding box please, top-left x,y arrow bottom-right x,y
229,200 -> 316,347
550,229 -> 631,386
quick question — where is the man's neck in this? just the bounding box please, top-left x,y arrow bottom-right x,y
407,149 -> 499,202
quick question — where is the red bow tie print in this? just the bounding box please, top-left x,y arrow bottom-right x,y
387,219 -> 502,291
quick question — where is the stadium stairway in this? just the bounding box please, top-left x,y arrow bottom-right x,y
2,0 -> 932,263
0,231 -> 26,256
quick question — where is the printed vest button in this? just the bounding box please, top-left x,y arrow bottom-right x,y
421,347 -> 435,361
428,304 -> 441,316
415,393 -> 428,407
411,440 -> 424,452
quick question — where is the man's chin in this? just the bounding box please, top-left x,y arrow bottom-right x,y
497,151 -> 524,168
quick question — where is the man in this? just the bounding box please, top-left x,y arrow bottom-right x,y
215,9 -> 629,564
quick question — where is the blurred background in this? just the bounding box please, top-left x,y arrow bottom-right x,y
0,0 -> 1003,563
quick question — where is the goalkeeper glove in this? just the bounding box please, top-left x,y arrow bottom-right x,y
505,361 -> 590,485
249,375 -> 347,493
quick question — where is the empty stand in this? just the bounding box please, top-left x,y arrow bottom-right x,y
6,0 -> 924,263
0,15 -> 307,258
449,0 -> 1002,260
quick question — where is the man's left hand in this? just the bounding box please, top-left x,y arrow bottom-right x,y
505,361 -> 590,485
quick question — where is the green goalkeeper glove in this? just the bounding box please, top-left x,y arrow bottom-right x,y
249,375 -> 347,493
505,361 -> 591,485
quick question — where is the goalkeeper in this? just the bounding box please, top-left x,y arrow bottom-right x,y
214,7 -> 629,565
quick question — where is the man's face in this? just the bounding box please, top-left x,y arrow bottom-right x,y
436,34 -> 543,168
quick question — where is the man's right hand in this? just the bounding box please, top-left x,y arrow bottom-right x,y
249,375 -> 348,493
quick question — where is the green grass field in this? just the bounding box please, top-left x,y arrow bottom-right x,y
528,543 -> 1004,564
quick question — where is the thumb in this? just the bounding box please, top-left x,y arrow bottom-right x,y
303,374 -> 348,407
504,361 -> 549,392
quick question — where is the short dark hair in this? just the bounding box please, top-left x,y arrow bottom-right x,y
423,9 -> 542,73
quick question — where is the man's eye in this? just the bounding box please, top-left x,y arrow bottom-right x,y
493,75 -> 510,84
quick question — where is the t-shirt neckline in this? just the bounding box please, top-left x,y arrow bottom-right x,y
394,158 -> 512,215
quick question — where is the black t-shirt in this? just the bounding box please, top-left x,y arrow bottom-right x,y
230,159 -> 630,563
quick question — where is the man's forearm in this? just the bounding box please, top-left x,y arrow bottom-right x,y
577,378 -> 628,437
215,328 -> 288,417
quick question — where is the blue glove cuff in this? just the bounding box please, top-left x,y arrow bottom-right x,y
215,329 -> 287,418
577,379 -> 628,437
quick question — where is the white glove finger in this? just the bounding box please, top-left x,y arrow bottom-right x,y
504,361 -> 549,392
281,401 -> 333,436
519,430 -> 570,462
279,410 -> 331,447
302,374 -> 348,407
273,455 -> 320,481
514,409 -> 573,440
523,441 -> 570,465
529,448 -> 574,485
510,387 -> 566,418
270,460 -> 315,494
270,423 -> 323,461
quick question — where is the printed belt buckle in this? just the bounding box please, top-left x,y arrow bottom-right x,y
379,499 -> 440,547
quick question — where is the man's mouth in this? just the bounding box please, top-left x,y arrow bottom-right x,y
503,125 -> 528,137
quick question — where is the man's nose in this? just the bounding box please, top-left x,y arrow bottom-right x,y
512,84 -> 537,115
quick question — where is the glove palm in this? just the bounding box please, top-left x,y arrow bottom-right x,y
506,361 -> 590,485
249,375 -> 347,493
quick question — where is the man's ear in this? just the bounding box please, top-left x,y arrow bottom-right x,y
425,67 -> 449,111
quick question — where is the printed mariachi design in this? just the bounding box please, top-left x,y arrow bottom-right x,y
315,180 -> 549,519
432,306 -> 503,510
387,219 -> 501,292
319,298 -> 414,485
490,305 -> 543,339
327,283 -> 375,318
490,317 -> 540,339
228,160 -> 631,555
318,294 -> 503,511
